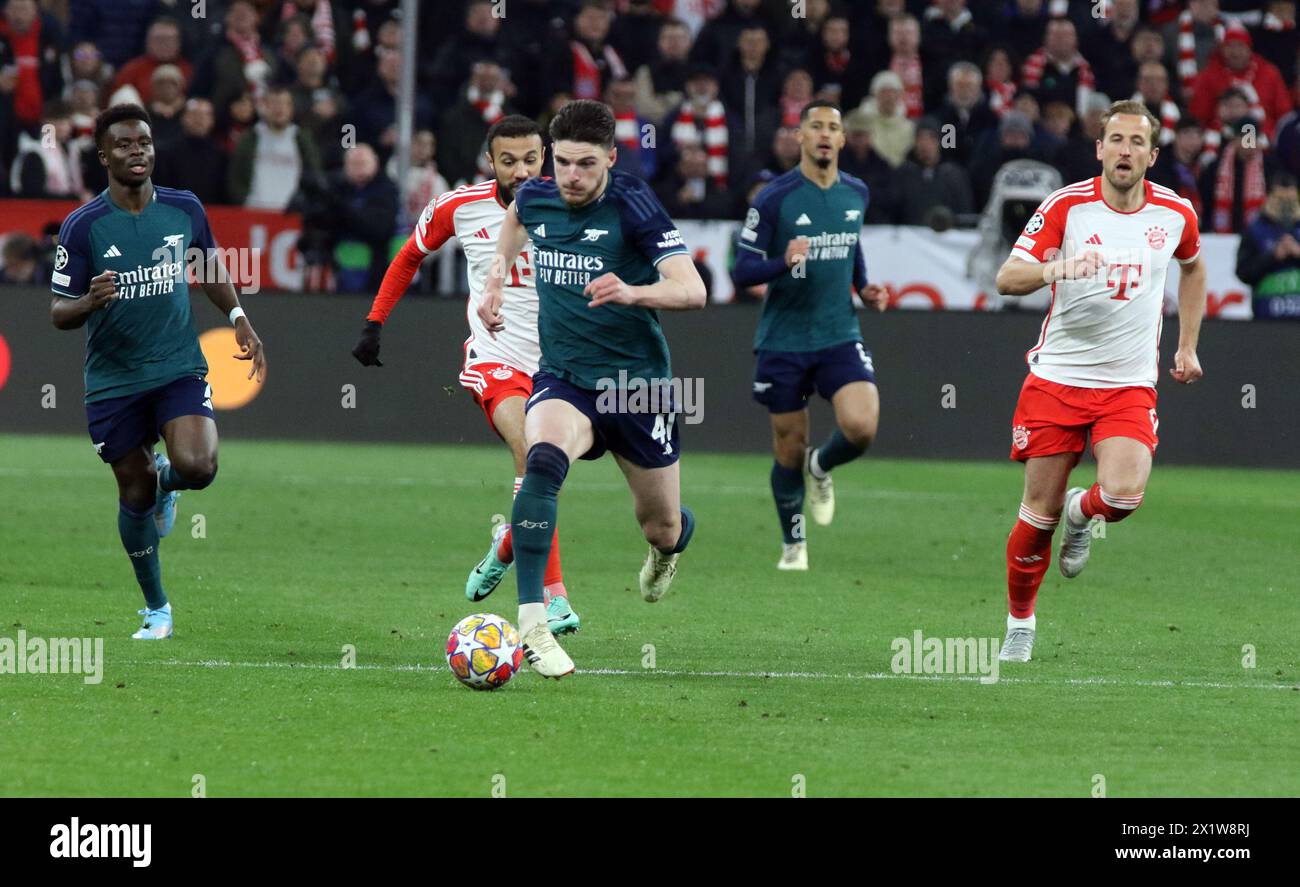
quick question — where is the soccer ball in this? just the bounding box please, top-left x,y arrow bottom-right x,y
445,613 -> 523,690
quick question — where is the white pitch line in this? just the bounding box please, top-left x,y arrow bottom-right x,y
118,658 -> 1298,692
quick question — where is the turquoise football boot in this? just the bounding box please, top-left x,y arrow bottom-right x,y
154,451 -> 179,537
546,595 -> 581,635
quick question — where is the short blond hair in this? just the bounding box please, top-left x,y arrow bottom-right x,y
1100,99 -> 1162,145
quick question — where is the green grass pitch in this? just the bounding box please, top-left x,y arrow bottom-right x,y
2,433 -> 1296,797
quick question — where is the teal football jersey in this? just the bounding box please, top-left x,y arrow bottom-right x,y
513,169 -> 689,390
741,168 -> 870,352
52,186 -> 213,403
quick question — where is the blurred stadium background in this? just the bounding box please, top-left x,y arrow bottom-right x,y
0,0 -> 1297,463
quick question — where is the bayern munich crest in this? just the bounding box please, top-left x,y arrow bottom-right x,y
1012,425 -> 1030,450
490,367 -> 514,380
1145,226 -> 1167,249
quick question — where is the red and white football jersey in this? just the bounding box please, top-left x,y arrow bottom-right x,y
1010,177 -> 1200,388
410,180 -> 541,376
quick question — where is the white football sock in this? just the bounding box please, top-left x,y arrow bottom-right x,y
518,602 -> 546,636
1007,613 -> 1036,631
1067,491 -> 1087,527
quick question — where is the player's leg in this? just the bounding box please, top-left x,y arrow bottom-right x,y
110,445 -> 174,639
1058,436 -> 1153,578
1059,389 -> 1159,577
466,393 -> 527,603
490,393 -> 572,616
1000,452 -> 1076,661
769,409 -> 810,570
512,391 -> 593,677
153,378 -> 218,537
159,414 -> 219,490
806,343 -> 880,526
616,455 -> 696,602
755,348 -> 815,569
999,374 -> 1091,662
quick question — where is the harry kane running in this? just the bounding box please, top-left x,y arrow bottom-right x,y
352,115 -> 580,636
479,99 -> 706,678
734,99 -> 888,571
50,104 -> 267,640
993,99 -> 1205,662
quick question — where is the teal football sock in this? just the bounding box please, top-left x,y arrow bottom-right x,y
770,462 -> 805,545
665,504 -> 695,554
814,428 -> 866,475
118,500 -> 166,609
513,443 -> 569,606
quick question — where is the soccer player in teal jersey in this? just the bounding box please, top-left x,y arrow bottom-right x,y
50,104 -> 266,639
479,99 -> 706,678
734,100 -> 889,571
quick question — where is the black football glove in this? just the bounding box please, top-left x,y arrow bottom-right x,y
352,320 -> 383,366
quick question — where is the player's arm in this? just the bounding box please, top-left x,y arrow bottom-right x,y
199,261 -> 266,383
177,195 -> 265,381
995,252 -> 1105,296
477,200 -> 528,337
1170,252 -> 1206,384
586,252 -> 706,310
50,271 -> 118,329
996,198 -> 1105,296
355,196 -> 456,364
854,241 -> 888,312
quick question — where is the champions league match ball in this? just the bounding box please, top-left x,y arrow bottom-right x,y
445,614 -> 524,690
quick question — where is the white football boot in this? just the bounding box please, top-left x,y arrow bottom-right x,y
803,448 -> 835,525
520,621 -> 575,679
1058,487 -> 1093,578
638,546 -> 679,602
777,542 -> 808,571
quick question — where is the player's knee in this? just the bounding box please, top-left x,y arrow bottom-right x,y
175,453 -> 218,490
840,421 -> 876,451
1096,484 -> 1144,521
642,515 -> 680,551
772,430 -> 806,467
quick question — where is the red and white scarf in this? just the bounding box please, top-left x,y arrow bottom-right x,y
891,53 -> 924,119
672,100 -> 727,188
1134,93 -> 1180,146
1212,138 -> 1267,233
467,84 -> 504,125
228,27 -> 269,99
571,40 -> 626,100
1177,9 -> 1225,96
282,0 -> 337,62
987,77 -> 1016,117
1198,67 -> 1271,165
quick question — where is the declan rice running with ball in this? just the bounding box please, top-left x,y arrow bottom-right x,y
352,115 -> 580,636
734,99 -> 888,571
479,99 -> 706,678
993,99 -> 1205,662
50,104 -> 267,640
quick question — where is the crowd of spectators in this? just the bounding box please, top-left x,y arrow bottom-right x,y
2,0 -> 1300,294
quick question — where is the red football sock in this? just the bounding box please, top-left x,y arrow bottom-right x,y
496,526 -> 513,564
1080,482 -> 1142,523
543,530 -> 564,589
1006,504 -> 1059,619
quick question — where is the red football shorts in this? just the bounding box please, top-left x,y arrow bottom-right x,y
1009,373 -> 1158,462
459,362 -> 534,435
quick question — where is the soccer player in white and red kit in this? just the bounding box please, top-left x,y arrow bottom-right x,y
992,100 -> 1207,662
351,116 -> 579,635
